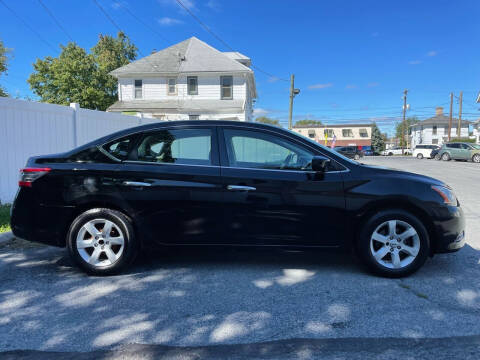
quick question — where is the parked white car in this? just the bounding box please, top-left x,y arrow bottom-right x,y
382,147 -> 411,156
412,144 -> 439,159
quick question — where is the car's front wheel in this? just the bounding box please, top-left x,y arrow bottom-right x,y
472,154 -> 480,163
354,154 -> 360,160
357,210 -> 429,277
442,153 -> 451,161
67,208 -> 138,275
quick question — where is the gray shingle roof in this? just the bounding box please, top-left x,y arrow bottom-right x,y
110,37 -> 252,77
411,115 -> 470,127
107,99 -> 244,112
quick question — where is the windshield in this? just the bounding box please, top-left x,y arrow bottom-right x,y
471,144 -> 480,150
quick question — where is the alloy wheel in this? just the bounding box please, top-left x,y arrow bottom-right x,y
473,154 -> 480,163
76,219 -> 125,267
417,153 -> 423,159
369,220 -> 420,269
442,153 -> 450,161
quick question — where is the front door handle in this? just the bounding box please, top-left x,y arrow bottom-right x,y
122,181 -> 151,187
227,185 -> 256,191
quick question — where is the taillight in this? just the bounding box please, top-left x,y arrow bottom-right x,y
19,168 -> 51,187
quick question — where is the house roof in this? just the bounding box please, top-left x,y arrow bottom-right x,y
107,99 -> 244,113
410,114 -> 470,127
293,123 -> 373,129
109,37 -> 253,77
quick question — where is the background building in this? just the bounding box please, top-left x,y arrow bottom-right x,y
107,37 -> 256,121
292,124 -> 372,147
410,107 -> 470,148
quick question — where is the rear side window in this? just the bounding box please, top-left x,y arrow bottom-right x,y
102,136 -> 136,161
135,129 -> 212,165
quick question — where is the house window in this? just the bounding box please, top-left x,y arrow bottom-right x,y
187,76 -> 198,95
221,76 -> 233,99
432,125 -> 437,135
134,80 -> 142,99
189,115 -> 200,120
432,139 -> 438,144
342,129 -> 353,137
307,129 -> 316,138
167,78 -> 177,95
324,129 -> 334,138
359,128 -> 368,138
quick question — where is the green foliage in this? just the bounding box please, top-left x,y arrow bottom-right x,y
295,119 -> 323,126
449,137 -> 476,143
0,204 -> 11,233
28,32 -> 137,111
371,122 -> 385,153
395,116 -> 419,147
255,116 -> 280,126
0,39 -> 11,97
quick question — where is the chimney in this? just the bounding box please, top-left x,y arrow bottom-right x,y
151,49 -> 157,54
435,107 -> 443,116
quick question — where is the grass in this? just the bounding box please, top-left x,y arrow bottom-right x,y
0,204 -> 11,233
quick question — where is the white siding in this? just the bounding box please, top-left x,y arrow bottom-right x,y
411,124 -> 469,148
0,98 -> 158,203
119,78 -> 134,101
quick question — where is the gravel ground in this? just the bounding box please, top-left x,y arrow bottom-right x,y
1,156 -> 479,359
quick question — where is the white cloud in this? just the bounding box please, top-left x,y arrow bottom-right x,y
345,84 -> 357,89
367,82 -> 380,87
253,108 -> 269,116
427,50 -> 437,57
308,83 -> 333,90
206,0 -> 220,11
158,17 -> 184,26
408,60 -> 422,65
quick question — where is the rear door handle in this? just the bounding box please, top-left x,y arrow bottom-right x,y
227,185 -> 256,191
122,181 -> 151,187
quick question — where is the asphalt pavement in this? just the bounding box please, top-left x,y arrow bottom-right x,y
1,156 -> 480,359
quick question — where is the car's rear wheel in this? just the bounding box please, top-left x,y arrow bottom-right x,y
434,154 -> 441,160
472,154 -> 480,163
357,210 -> 429,277
416,153 -> 423,159
441,153 -> 451,161
67,208 -> 138,275
354,154 -> 360,160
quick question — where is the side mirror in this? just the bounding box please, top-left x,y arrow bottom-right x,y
311,155 -> 330,172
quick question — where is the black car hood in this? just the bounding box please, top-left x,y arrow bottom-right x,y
360,164 -> 445,186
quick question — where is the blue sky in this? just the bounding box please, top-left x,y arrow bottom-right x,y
0,0 -> 479,134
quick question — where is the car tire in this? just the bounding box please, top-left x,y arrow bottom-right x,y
354,154 -> 360,160
388,152 -> 393,156
356,209 -> 429,278
434,154 -> 441,160
67,208 -> 138,276
441,153 -> 451,161
416,153 -> 423,159
473,154 -> 480,163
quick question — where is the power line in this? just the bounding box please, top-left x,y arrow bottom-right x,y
92,0 -> 123,34
174,0 -> 289,82
0,0 -> 57,53
37,0 -> 73,42
121,6 -> 171,45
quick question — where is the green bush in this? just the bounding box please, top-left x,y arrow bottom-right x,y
449,137 -> 477,143
0,204 -> 11,233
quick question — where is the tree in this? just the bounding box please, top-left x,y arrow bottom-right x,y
0,39 -> 11,97
256,116 -> 280,126
28,32 -> 137,110
295,119 -> 323,126
371,122 -> 385,154
395,116 -> 419,147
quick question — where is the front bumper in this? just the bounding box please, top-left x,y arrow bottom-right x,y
432,205 -> 466,253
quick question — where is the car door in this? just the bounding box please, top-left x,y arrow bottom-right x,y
112,126 -> 224,246
460,143 -> 471,160
218,126 -> 347,247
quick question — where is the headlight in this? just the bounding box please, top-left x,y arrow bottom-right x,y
431,185 -> 457,205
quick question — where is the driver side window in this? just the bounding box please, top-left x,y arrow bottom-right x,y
224,129 -> 314,170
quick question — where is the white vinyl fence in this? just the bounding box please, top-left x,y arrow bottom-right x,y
0,98 -> 159,203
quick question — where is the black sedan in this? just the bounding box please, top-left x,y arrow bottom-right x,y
11,121 -> 465,277
334,146 -> 364,160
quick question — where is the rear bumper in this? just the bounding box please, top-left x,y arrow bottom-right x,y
432,205 -> 465,253
11,189 -> 73,247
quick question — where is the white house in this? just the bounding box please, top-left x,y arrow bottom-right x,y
410,107 -> 470,148
107,37 -> 256,121
473,119 -> 480,143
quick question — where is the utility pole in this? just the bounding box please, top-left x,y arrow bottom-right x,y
457,91 -> 463,137
288,74 -> 300,130
448,92 -> 453,141
402,89 -> 408,155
